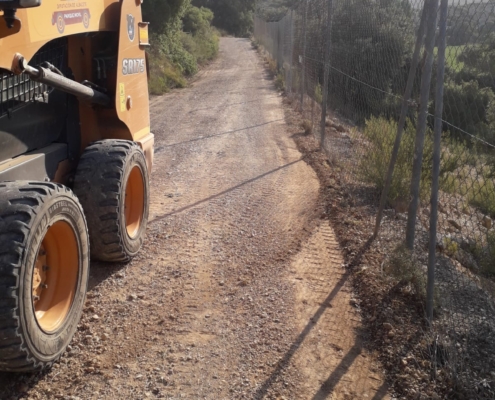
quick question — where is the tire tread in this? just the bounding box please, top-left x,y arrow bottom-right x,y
0,182 -> 85,371
73,139 -> 149,262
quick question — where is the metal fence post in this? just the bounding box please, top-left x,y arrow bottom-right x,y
320,0 -> 334,149
373,0 -> 431,238
427,0 -> 448,324
405,0 -> 439,250
300,0 -> 308,108
288,10 -> 294,95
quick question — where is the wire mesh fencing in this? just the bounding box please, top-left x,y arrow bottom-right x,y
255,0 -> 495,397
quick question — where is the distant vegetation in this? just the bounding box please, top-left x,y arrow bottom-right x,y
256,0 -> 299,21
258,0 -> 495,226
143,0 -> 219,94
193,0 -> 255,37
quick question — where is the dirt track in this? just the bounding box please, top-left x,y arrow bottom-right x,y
0,38 -> 389,399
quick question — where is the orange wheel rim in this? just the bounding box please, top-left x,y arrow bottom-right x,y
33,221 -> 79,333
124,166 -> 145,239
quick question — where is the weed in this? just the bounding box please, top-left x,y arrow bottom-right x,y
359,117 -> 434,205
267,58 -> 278,77
275,73 -> 285,91
385,245 -> 428,302
478,233 -> 495,276
146,9 -> 219,96
440,143 -> 495,219
444,237 -> 460,257
315,83 -> 323,104
301,120 -> 312,135
148,50 -> 187,95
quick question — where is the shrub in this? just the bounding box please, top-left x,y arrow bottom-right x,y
275,73 -> 285,91
468,178 -> 495,219
480,233 -> 495,276
440,141 -> 495,219
182,6 -> 214,35
444,237 -> 460,257
148,50 -> 187,95
267,57 -> 278,77
385,245 -> 427,302
180,29 -> 219,66
181,5 -> 219,66
359,117 -> 433,206
328,0 -> 416,122
301,119 -> 312,135
442,80 -> 495,145
314,83 -> 322,104
145,4 -> 219,95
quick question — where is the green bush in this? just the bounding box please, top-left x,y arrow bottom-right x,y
181,5 -> 219,65
467,232 -> 495,277
441,167 -> 495,219
182,6 -> 213,35
314,83 -> 322,104
142,0 -> 191,35
146,4 -> 219,95
193,0 -> 254,37
442,80 -> 495,145
275,73 -> 285,91
328,0 -> 415,122
385,245 -> 428,302
147,49 -> 187,95
359,117 -> 433,206
440,139 -> 495,219
180,30 -> 219,66
480,233 -> 495,276
468,178 -> 495,219
266,57 -> 278,77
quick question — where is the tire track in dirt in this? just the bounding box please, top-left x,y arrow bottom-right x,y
286,223 -> 389,399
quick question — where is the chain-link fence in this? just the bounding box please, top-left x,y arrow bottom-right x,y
255,0 -> 495,397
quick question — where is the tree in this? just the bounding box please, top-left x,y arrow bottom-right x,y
192,0 -> 255,37
142,0 -> 191,35
327,0 -> 416,121
182,6 -> 214,35
257,0 -> 299,21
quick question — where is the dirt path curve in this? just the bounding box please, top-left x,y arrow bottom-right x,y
0,38 -> 388,400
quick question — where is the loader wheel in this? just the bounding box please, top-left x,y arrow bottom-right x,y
0,182 -> 89,372
56,15 -> 65,34
82,12 -> 90,29
74,140 -> 150,262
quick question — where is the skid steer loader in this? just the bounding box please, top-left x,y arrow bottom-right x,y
0,0 -> 153,371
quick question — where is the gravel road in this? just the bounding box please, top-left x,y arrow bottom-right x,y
0,38 -> 389,400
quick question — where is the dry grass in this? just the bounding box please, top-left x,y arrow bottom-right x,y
301,119 -> 312,135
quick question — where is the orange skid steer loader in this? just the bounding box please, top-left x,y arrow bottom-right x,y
0,0 -> 153,371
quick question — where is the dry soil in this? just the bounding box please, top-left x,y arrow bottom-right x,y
0,38 -> 389,400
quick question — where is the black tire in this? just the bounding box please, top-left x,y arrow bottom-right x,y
0,182 -> 89,372
73,140 -> 150,262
